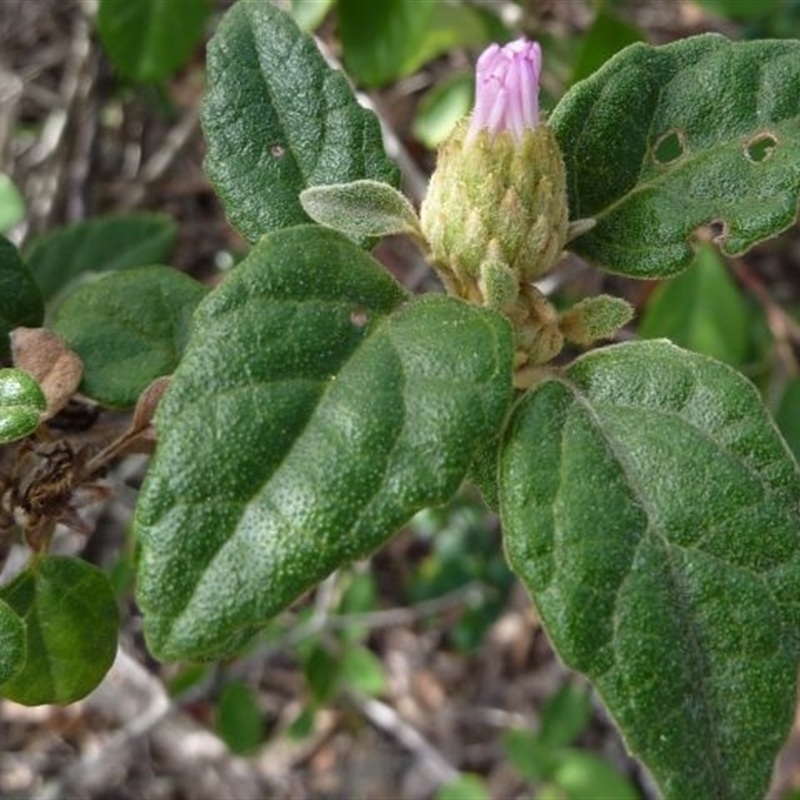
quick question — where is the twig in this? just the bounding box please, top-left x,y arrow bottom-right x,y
228,580 -> 487,685
20,5 -> 95,240
36,648 -> 173,800
116,107 -> 201,212
346,689 -> 461,788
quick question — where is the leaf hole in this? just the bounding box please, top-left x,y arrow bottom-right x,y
744,132 -> 777,163
652,129 -> 686,165
270,143 -> 286,158
350,308 -> 369,328
699,218 -> 728,244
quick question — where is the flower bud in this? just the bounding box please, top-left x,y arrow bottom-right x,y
420,39 -> 569,303
420,39 -> 571,384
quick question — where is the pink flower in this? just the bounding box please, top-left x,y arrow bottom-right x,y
467,39 -> 542,144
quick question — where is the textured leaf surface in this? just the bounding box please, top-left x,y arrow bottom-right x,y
0,235 -> 43,357
201,1 -> 399,243
25,213 -> 177,303
97,0 -> 210,83
300,180 -> 422,239
135,226 -> 512,661
0,598 -> 25,685
500,340 -> 800,799
52,266 -> 206,408
0,557 -> 119,705
551,35 -> 800,277
0,368 -> 46,443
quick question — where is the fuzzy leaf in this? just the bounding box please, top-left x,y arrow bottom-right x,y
135,226 -> 512,661
551,35 -> 800,277
201,2 -> 399,244
51,266 -> 206,408
300,180 -> 422,239
500,340 -> 800,799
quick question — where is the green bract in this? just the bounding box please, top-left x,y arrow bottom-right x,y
135,225 -> 513,660
500,340 -> 800,800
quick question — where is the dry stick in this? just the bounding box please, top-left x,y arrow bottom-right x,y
116,107 -> 201,212
20,8 -> 95,241
346,689 -> 461,788
37,647 -> 269,800
228,580 -> 487,685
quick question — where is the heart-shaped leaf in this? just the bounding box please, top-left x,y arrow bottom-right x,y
0,235 -> 43,357
135,225 -> 512,661
0,556 -> 119,705
201,2 -> 399,244
0,367 -> 46,443
500,340 -> 800,799
52,265 -> 207,408
551,34 -> 800,277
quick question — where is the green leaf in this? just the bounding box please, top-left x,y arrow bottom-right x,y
505,728 -> 559,782
550,750 -> 640,800
413,72 -> 473,149
551,34 -> 800,277
538,683 -> 592,748
341,644 -> 386,696
25,213 -> 177,303
0,368 -> 46,444
339,0 -> 496,88
435,773 -> 490,800
693,0 -> 778,21
0,173 -> 25,233
304,642 -> 341,704
500,340 -> 800,799
51,265 -> 207,408
776,376 -> 800,464
288,0 -> 335,32
134,225 -> 512,661
338,0 -> 437,88
300,180 -> 422,239
0,557 -> 119,705
201,2 -> 399,244
570,8 -> 644,86
96,0 -> 210,83
0,235 -> 44,357
0,598 -> 25,685
638,243 -> 753,365
215,680 -> 264,754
